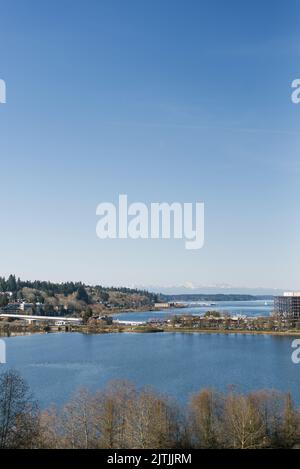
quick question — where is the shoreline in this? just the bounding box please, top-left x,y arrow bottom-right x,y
161,328 -> 300,336
2,327 -> 300,338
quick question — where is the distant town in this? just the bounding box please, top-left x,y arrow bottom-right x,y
0,275 -> 300,336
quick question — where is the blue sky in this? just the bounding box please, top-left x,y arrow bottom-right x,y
0,0 -> 300,291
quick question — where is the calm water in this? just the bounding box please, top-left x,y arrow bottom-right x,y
113,300 -> 274,322
1,329 -> 299,409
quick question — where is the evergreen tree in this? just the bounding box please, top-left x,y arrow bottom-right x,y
0,295 -> 9,307
76,286 -> 89,304
7,275 -> 17,292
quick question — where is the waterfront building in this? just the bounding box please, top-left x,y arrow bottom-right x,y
154,302 -> 169,309
274,292 -> 300,319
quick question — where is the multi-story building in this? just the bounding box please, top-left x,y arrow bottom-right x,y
274,292 -> 300,319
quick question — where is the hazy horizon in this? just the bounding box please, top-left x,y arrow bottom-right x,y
0,272 -> 285,296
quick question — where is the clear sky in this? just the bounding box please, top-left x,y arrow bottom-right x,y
0,0 -> 299,291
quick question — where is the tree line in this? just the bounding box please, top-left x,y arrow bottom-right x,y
0,275 -> 157,303
0,369 -> 299,449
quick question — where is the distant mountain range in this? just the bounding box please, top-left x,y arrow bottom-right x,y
132,283 -> 284,297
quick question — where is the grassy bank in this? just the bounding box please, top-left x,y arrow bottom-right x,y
2,321 -> 300,337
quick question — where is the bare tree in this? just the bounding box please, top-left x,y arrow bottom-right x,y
189,389 -> 222,448
61,388 -> 98,448
38,406 -> 63,449
222,392 -> 266,449
250,390 -> 285,447
96,380 -> 135,448
0,369 -> 39,448
124,388 -> 182,448
279,393 -> 300,448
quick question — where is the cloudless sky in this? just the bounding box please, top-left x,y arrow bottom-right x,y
0,0 -> 300,290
